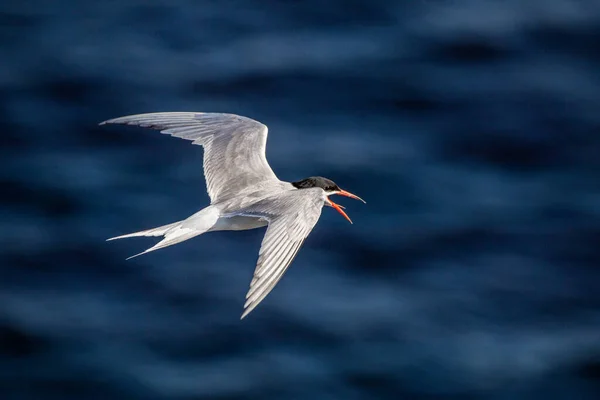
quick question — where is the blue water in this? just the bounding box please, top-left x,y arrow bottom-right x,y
1,1 -> 599,399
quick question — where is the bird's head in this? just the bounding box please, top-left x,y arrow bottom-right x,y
292,176 -> 365,223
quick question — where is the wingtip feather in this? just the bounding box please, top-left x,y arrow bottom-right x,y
240,309 -> 250,320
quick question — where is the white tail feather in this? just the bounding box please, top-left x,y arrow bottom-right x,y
108,206 -> 221,260
125,227 -> 201,260
107,221 -> 180,241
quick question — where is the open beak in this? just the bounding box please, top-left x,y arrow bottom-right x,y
326,198 -> 353,224
326,189 -> 365,224
337,190 -> 366,204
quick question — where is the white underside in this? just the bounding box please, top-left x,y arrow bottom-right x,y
107,205 -> 267,259
209,215 -> 268,231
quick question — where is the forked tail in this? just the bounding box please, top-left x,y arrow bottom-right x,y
108,206 -> 220,259
107,221 -> 180,241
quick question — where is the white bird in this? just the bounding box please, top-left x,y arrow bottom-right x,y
100,112 -> 365,319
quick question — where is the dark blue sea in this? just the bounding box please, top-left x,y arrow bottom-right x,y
1,1 -> 599,399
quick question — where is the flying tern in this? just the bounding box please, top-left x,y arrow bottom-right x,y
101,112 -> 365,318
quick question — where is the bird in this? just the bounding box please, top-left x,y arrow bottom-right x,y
100,112 -> 365,318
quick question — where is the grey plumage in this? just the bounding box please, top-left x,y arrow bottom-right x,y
101,112 -> 330,318
100,112 -> 278,203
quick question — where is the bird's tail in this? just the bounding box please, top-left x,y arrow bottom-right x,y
108,206 -> 220,260
107,221 -> 180,241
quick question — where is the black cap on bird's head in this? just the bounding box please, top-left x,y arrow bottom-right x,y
292,176 -> 365,223
292,176 -> 340,192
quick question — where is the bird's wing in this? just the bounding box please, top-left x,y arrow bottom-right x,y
235,188 -> 325,319
100,112 -> 279,203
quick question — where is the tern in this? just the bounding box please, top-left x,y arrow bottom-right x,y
101,112 -> 365,318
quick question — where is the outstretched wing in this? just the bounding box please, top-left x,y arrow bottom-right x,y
237,188 -> 325,319
100,112 -> 279,203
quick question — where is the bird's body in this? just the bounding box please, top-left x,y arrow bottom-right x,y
101,112 -> 364,318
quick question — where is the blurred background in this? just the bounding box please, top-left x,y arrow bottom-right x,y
1,0 -> 600,399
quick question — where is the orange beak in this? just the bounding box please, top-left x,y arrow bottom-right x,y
336,190 -> 366,204
327,198 -> 353,224
326,189 -> 366,224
